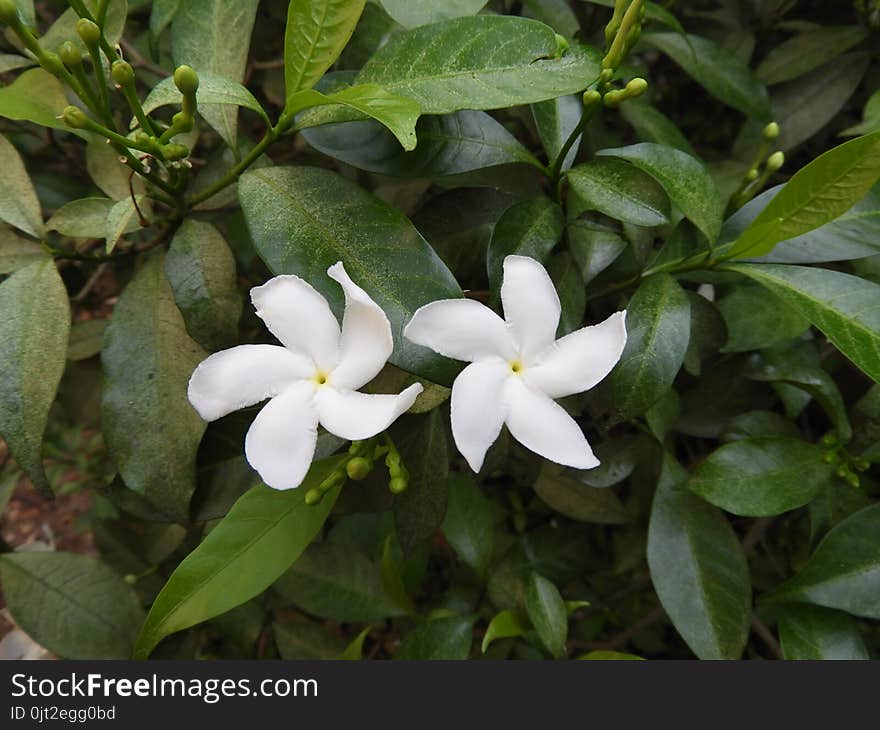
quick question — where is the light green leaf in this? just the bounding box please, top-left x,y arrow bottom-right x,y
688,437 -> 833,517
41,0 -> 127,52
134,456 -> 345,658
612,273 -> 691,418
525,572 -> 567,658
566,158 -> 671,228
0,133 -> 43,237
0,260 -> 70,497
141,72 -> 269,124
0,552 -> 144,659
778,604 -> 869,660
769,503 -> 880,619
356,16 -> 600,115
533,462 -> 631,525
726,131 -> 880,259
165,220 -> 242,351
647,455 -> 751,659
481,609 -> 526,653
0,53 -> 34,73
340,626 -> 372,660
379,0 -> 486,28
642,32 -> 771,120
757,26 -> 867,86
172,0 -> 259,148
46,197 -> 118,239
284,0 -> 366,100
442,473 -> 494,578
101,253 -> 207,521
87,137 -> 140,201
105,196 -> 146,254
238,166 -> 462,384
597,143 -> 723,244
725,263 -> 880,384
67,319 -> 107,362
395,615 -> 474,659
0,225 -> 47,274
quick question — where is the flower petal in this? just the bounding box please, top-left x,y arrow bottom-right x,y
525,311 -> 628,399
504,377 -> 599,469
188,344 -> 314,422
250,275 -> 340,370
244,381 -> 319,490
325,261 -> 393,390
500,255 -> 561,361
316,383 -> 423,441
404,299 -> 516,362
450,358 -> 511,472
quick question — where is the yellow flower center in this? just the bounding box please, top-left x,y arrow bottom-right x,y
312,371 -> 330,386
509,359 -> 525,375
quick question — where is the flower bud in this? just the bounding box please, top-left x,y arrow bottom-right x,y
385,451 -> 401,469
846,472 -> 861,489
822,451 -> 838,464
854,458 -> 870,472
389,476 -> 408,494
40,51 -> 64,75
58,40 -> 82,68
111,59 -> 135,86
170,111 -> 193,133
76,18 -> 101,46
625,77 -> 648,98
123,574 -> 138,585
746,168 -> 759,182
0,0 -> 19,25
61,105 -> 89,129
346,457 -> 372,481
583,89 -> 602,108
821,434 -> 838,447
766,151 -> 785,173
599,67 -> 614,84
304,488 -> 323,506
763,122 -> 780,141
173,64 -> 200,95
161,143 -> 189,161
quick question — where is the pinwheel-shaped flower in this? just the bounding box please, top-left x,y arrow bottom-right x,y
404,255 -> 627,472
188,263 -> 422,490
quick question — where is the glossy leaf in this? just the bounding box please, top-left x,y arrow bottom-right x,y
612,273 -> 691,418
356,16 -> 600,115
0,552 -> 144,660
395,615 -> 474,659
647,455 -> 751,659
379,0 -> 486,28
643,33 -> 771,120
525,572 -> 567,658
726,131 -> 880,259
0,134 -> 42,237
567,221 -> 627,285
716,283 -> 809,352
481,610 -> 526,653
442,473 -> 494,577
340,626 -> 372,660
238,166 -> 462,384
597,143 -> 723,244
532,94 -> 582,171
778,604 -> 869,660
533,463 -> 631,525
0,261 -> 70,496
757,26 -> 867,86
688,437 -> 833,517
134,456 -> 346,658
101,253 -> 207,521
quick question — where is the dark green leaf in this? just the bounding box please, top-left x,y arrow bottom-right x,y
566,159 -> 670,227
532,94 -> 581,171
566,221 -> 627,285
533,462 -> 631,524
274,615 -> 346,660
0,226 -> 47,274
778,604 -> 869,660
757,27 -> 867,85
619,102 -> 695,156
525,572 -> 567,658
442,473 -> 494,577
716,282 -> 809,352
547,251 -> 585,335
395,615 -> 474,659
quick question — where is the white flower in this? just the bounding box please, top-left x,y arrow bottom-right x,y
188,262 -> 422,490
404,255 -> 627,472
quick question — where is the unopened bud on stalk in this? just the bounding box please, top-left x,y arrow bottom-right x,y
346,457 -> 372,481
61,105 -> 89,129
173,65 -> 200,95
765,151 -> 785,172
170,111 -> 193,133
389,476 -> 408,494
746,168 -> 759,182
625,77 -> 648,98
763,122 -> 780,141
58,40 -> 82,68
111,59 -> 135,86
304,489 -> 322,506
161,143 -> 189,161
40,51 -> 64,74
76,18 -> 101,46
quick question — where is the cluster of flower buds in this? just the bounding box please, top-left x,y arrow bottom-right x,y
729,122 -> 785,213
602,0 -> 646,72
821,434 -> 871,489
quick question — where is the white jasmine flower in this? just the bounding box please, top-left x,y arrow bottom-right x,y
188,262 -> 422,490
404,255 -> 627,472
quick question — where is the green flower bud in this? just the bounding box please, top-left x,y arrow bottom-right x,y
161,143 -> 189,161
123,574 -> 138,585
0,0 -> 20,25
111,59 -> 135,86
599,67 -> 615,83
821,434 -> 838,447
846,472 -> 861,489
170,110 -> 193,133
58,40 -> 82,68
389,476 -> 408,494
766,151 -> 785,172
854,458 -> 871,472
554,33 -> 568,56
603,89 -> 625,107
61,105 -> 89,129
348,440 -> 365,456
346,456 -> 372,481
385,451 -> 401,469
583,89 -> 602,107
76,18 -> 101,47
304,488 -> 323,506
173,64 -> 200,95
40,51 -> 64,75
822,451 -> 838,464
625,77 -> 648,98
746,168 -> 759,182
836,465 -> 849,479
763,122 -> 780,141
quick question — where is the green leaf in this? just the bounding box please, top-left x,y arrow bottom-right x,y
379,0 -> 486,28
284,0 -> 366,99
481,609 -> 526,653
726,132 -> 880,259
525,572 -> 567,658
393,410 -> 449,553
87,137 -> 139,201
619,101 -> 695,156
533,462 -> 631,525
142,72 -> 269,124
0,261 -> 70,497
566,159 -> 671,228
778,604 -> 869,660
288,84 -> 420,151
238,166 -> 462,384
688,437 -> 833,517
642,32 -> 771,120
725,263 -> 880,384
597,143 -> 723,244
172,0 -> 259,148
547,250 -> 585,335
101,253 -> 207,521
67,319 -> 108,362
105,197 -> 148,254
356,16 -> 600,115
486,197 -> 564,296
532,94 -> 582,171
41,0 -> 127,52
0,552 -> 144,660
134,456 -> 345,658
0,134 -> 43,237
612,273 -> 691,418
579,650 -> 645,660
274,615 -> 345,660
149,0 -> 180,49
567,221 -> 627,285
380,535 -> 417,615
756,27 -> 867,86
274,541 -> 405,622
46,197 -> 120,239
340,626 -> 372,660
302,109 -> 540,176
647,455 -> 751,660
716,282 -> 809,352
0,68 -> 77,136
165,220 -> 242,351
395,615 -> 474,659
442,473 -> 494,577
0,225 -> 47,274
